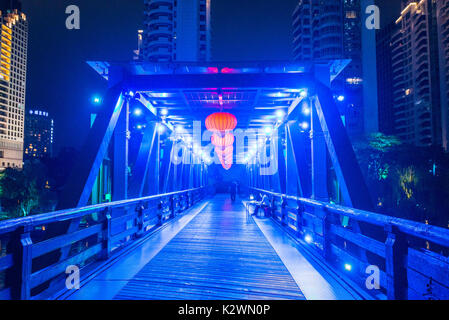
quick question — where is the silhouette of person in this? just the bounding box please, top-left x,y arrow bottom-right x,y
230,182 -> 237,202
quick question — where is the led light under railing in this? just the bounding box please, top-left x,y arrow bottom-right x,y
337,95 -> 345,102
344,263 -> 352,272
304,234 -> 313,244
136,124 -> 143,130
160,108 -> 168,116
300,89 -> 308,98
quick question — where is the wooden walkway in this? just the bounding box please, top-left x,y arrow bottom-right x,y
113,195 -> 305,300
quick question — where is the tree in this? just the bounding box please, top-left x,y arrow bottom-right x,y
0,167 -> 40,218
353,133 -> 449,227
0,159 -> 58,219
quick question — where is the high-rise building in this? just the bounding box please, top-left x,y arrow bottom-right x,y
376,22 -> 398,135
292,0 -> 378,136
24,109 -> 54,159
391,0 -> 442,147
436,0 -> 449,150
0,1 -> 27,170
139,0 -> 211,62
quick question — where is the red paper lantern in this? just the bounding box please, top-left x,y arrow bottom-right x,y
215,146 -> 233,156
206,112 -> 237,170
205,112 -> 237,132
211,133 -> 235,147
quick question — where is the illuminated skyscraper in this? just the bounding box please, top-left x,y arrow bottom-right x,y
140,0 -> 211,62
392,0 -> 442,147
436,0 -> 449,150
0,1 -> 27,170
292,0 -> 378,135
24,109 -> 54,159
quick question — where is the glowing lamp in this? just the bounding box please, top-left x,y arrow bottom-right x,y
92,96 -> 102,105
304,235 -> 313,244
300,122 -> 309,130
133,108 -> 143,116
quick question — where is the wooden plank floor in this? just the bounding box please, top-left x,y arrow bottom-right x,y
114,195 -> 305,300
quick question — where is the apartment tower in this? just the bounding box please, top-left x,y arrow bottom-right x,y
292,0 -> 378,136
392,0 -> 441,146
140,0 -> 211,62
0,0 -> 27,169
436,0 -> 449,150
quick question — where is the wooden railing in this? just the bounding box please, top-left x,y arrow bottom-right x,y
0,187 -> 206,300
250,188 -> 449,300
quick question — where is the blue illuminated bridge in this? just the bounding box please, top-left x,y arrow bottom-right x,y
1,61 -> 449,300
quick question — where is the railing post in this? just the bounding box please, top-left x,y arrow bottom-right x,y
7,225 -> 33,300
170,196 -> 175,218
322,207 -> 331,260
295,200 -> 303,236
281,197 -> 287,226
136,203 -> 145,238
101,208 -> 112,260
157,200 -> 164,226
18,225 -> 33,300
186,192 -> 190,209
385,225 -> 408,300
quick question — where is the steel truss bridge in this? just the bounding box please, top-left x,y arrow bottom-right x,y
0,61 -> 448,300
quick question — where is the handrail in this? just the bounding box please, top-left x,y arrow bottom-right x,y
251,187 -> 449,248
0,187 -> 204,234
250,187 -> 449,300
0,186 -> 207,300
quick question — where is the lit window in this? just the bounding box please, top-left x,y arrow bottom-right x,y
346,11 -> 357,19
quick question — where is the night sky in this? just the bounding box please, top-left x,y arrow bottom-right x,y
21,0 -> 402,153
